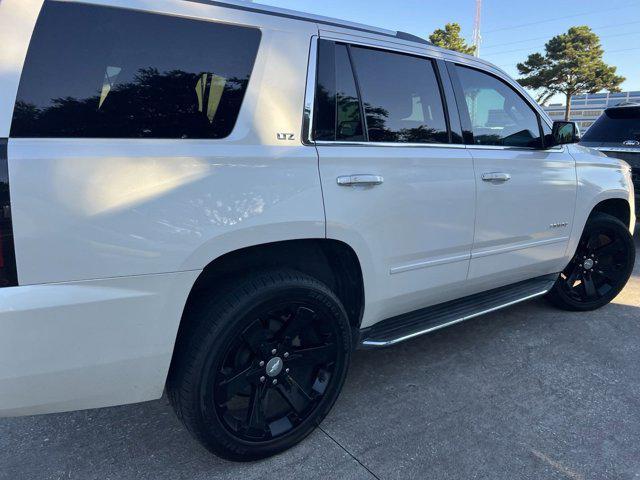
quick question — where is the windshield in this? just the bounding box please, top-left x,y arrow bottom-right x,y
582,107 -> 640,143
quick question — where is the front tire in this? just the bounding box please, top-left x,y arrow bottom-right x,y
547,213 -> 636,311
167,270 -> 352,461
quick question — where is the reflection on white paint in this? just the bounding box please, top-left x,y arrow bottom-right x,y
253,32 -> 301,145
0,0 -> 43,135
0,0 -> 41,74
54,157 -> 209,216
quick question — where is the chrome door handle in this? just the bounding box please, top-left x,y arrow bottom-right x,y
482,172 -> 511,183
337,175 -> 384,187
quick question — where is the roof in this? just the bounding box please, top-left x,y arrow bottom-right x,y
183,0 -> 432,45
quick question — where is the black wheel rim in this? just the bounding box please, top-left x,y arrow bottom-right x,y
559,225 -> 631,303
210,301 -> 340,442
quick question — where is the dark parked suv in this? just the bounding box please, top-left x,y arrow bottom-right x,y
580,103 -> 640,216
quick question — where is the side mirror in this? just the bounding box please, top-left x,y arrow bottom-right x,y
548,121 -> 580,147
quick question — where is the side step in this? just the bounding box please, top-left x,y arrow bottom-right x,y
359,274 -> 558,348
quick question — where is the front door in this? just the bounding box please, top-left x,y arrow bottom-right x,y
451,64 -> 577,288
313,38 -> 476,327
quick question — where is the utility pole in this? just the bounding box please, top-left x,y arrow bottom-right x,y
472,0 -> 482,57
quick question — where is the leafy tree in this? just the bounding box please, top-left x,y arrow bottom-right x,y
517,26 -> 624,120
429,23 -> 476,55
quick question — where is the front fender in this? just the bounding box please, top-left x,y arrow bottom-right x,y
566,144 -> 635,259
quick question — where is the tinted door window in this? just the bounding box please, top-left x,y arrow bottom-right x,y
314,41 -> 364,142
456,66 -> 542,148
11,2 -> 261,139
581,107 -> 640,143
349,47 -> 448,143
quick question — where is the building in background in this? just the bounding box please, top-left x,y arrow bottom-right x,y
544,91 -> 640,132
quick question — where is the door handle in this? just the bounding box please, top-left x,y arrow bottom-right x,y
337,175 -> 384,187
482,172 -> 511,183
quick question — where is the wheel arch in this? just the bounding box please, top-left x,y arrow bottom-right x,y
172,239 -> 365,362
590,198 -> 632,229
566,193 -> 634,266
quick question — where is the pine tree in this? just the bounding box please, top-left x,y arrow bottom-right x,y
517,26 -> 624,120
429,23 -> 476,55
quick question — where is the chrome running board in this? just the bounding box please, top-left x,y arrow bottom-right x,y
359,274 -> 558,348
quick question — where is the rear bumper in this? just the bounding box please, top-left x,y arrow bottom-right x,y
0,271 -> 198,417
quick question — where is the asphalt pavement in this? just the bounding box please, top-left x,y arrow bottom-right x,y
2,232 -> 639,480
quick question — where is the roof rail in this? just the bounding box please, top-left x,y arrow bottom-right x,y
395,31 -> 433,46
183,0 -> 431,46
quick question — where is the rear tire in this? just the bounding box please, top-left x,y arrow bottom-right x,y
167,270 -> 351,461
546,213 -> 635,311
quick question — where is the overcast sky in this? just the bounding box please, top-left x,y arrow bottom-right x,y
258,0 -> 640,103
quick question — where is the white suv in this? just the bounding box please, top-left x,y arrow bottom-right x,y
0,0 -> 636,461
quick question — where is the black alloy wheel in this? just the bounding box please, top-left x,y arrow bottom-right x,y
168,270 -> 351,461
547,213 -> 636,311
211,302 -> 341,442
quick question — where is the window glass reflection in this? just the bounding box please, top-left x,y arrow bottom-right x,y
11,2 -> 261,139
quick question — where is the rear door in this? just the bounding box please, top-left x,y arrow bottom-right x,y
449,63 -> 577,288
313,37 -> 477,327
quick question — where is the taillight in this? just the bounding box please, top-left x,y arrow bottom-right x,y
0,139 -> 17,287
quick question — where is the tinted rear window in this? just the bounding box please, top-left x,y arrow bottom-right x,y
349,47 -> 448,143
581,108 -> 640,143
11,2 -> 261,139
314,41 -> 365,142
